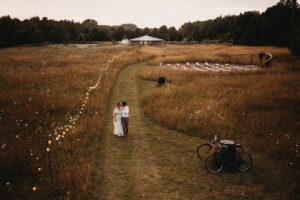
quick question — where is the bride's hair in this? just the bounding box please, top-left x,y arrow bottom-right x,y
117,102 -> 121,107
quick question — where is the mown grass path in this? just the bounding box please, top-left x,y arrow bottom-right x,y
92,62 -> 281,200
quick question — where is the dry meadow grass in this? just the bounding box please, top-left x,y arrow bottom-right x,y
0,45 -> 152,199
143,44 -> 294,67
140,45 -> 300,198
1,43 -> 299,199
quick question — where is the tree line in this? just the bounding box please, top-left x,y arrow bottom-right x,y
0,0 -> 299,55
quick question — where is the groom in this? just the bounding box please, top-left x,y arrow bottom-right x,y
121,102 -> 129,135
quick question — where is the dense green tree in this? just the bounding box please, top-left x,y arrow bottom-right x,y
168,26 -> 178,41
143,27 -> 151,35
114,27 -> 126,41
82,19 -> 98,27
179,22 -> 194,41
151,28 -> 159,37
260,4 -> 292,46
0,0 -> 299,55
158,25 -> 169,40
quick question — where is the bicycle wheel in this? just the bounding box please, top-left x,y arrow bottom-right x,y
205,154 -> 223,173
236,152 -> 253,172
196,144 -> 212,160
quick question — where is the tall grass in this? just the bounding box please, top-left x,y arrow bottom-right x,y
143,44 -> 293,66
0,45 -> 153,199
140,45 -> 300,198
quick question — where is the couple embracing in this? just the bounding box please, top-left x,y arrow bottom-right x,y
113,102 -> 129,137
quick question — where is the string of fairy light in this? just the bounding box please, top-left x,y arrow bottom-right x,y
2,50 -> 130,193
48,53 -> 125,146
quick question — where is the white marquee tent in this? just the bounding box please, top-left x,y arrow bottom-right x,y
119,38 -> 130,45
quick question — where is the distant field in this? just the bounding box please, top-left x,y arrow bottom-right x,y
0,45 -> 151,199
143,44 -> 293,67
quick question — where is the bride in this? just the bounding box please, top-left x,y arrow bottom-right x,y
113,102 -> 124,137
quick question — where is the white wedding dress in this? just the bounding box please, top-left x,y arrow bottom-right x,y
113,108 -> 124,137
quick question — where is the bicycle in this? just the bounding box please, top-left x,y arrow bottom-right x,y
196,135 -> 252,173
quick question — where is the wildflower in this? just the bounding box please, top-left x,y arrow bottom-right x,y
15,135 -> 19,138
270,133 -> 272,136
290,162 -> 293,166
46,148 -> 50,152
35,157 -> 39,160
30,153 -> 33,156
1,144 -> 6,148
6,182 -> 10,186
32,186 -> 37,191
48,140 -> 52,145
38,168 -> 42,172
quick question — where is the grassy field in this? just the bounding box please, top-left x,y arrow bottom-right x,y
140,45 -> 300,198
0,44 -> 299,199
142,44 -> 296,69
0,45 -> 152,199
93,61 -> 299,200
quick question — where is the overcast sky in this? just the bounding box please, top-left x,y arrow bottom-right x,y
0,0 -> 279,28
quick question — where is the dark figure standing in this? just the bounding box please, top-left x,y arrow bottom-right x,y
157,77 -> 166,87
121,102 -> 129,135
